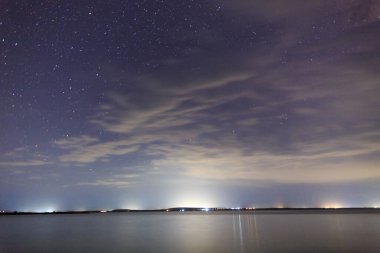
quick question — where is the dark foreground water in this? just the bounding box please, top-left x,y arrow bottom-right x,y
1,211 -> 380,253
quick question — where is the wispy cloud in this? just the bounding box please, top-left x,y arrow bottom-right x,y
77,174 -> 138,188
53,53 -> 380,184
3,0 -> 380,190
54,136 -> 140,165
0,160 -> 51,167
147,130 -> 380,184
50,9 -> 380,184
0,147 -> 52,167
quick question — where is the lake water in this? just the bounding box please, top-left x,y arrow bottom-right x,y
1,211 -> 379,253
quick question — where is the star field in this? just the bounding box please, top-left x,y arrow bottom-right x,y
1,0 -> 380,211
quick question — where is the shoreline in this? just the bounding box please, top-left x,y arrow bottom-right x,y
1,207 -> 380,216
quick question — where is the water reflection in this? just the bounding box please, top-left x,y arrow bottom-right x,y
231,214 -> 262,253
1,212 -> 380,253
228,212 -> 380,253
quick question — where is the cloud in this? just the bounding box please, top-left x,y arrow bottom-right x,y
54,136 -> 99,150
224,0 -> 326,20
63,54 -> 380,182
0,160 -> 51,167
77,174 -> 138,188
7,0 -> 380,188
0,147 -> 52,167
53,6 -> 380,184
55,136 -> 140,165
224,0 -> 380,28
147,129 -> 380,184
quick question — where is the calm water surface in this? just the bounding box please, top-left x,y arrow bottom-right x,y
1,212 -> 379,253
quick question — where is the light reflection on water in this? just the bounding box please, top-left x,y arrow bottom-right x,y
232,214 -> 261,252
0,212 -> 380,253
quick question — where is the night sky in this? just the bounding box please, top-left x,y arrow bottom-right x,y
1,0 -> 380,211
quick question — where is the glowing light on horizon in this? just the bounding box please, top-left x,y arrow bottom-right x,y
40,207 -> 56,213
171,194 -> 217,208
121,202 -> 143,210
323,202 -> 343,209
26,205 -> 58,213
275,203 -> 284,208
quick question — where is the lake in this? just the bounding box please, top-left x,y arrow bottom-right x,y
1,211 -> 379,253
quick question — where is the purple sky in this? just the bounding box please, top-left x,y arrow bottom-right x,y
1,0 -> 380,211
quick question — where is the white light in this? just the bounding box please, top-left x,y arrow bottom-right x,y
44,207 -> 56,213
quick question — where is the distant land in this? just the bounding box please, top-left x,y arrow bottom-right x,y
1,207 -> 380,215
